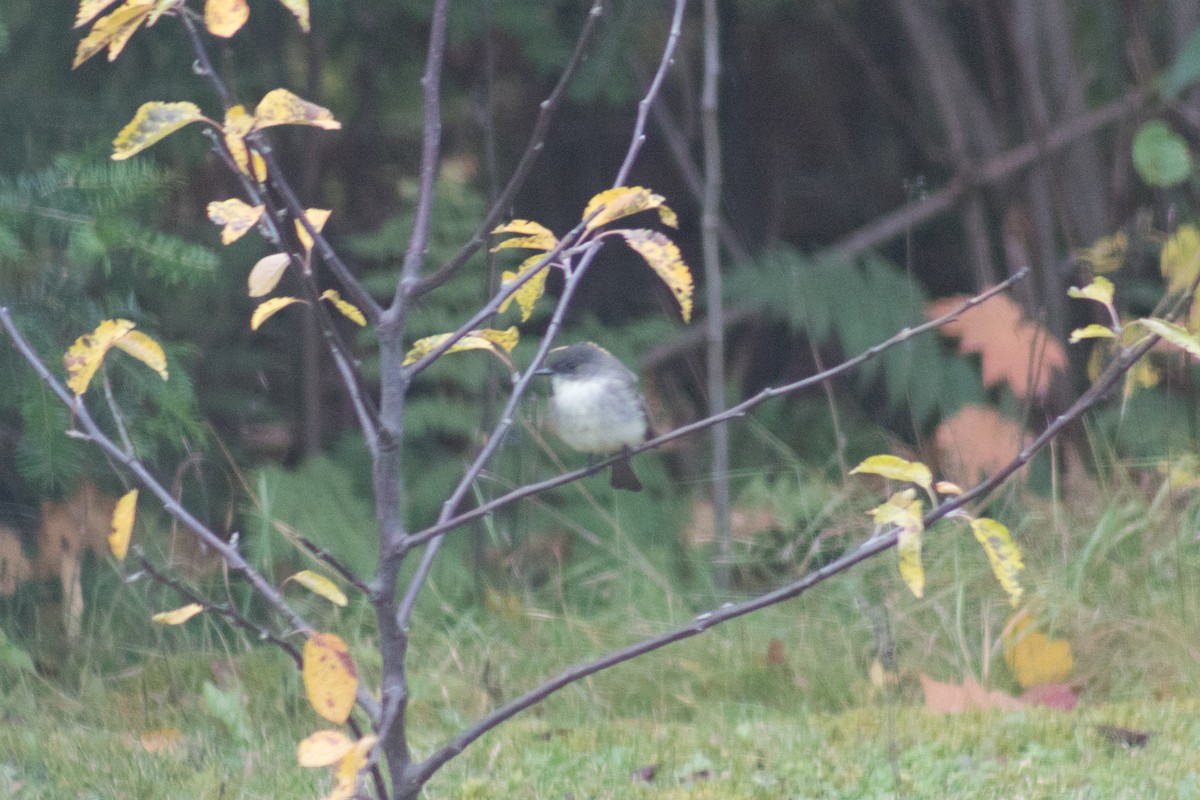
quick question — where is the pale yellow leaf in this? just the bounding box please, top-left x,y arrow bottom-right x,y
402,327 -> 519,367
1069,324 -> 1116,343
897,523 -> 924,599
114,329 -> 168,380
206,198 -> 264,245
617,229 -> 693,323
295,209 -> 332,252
152,603 -> 204,624
1136,317 -> 1200,359
1073,231 -> 1127,274
204,0 -> 248,37
76,0 -> 123,28
850,454 -> 934,495
275,0 -> 310,31
303,632 -> 358,723
332,735 -> 376,796
1162,224 -> 1200,294
935,481 -> 963,496
319,290 -> 366,327
251,297 -> 305,331
111,101 -> 204,160
867,489 -> 924,598
498,253 -> 550,322
970,517 -> 1024,606
146,0 -> 178,26
255,89 -> 341,130
248,253 -> 291,297
297,729 -> 354,768
285,570 -> 348,606
108,489 -> 138,561
64,318 -> 136,395
583,186 -> 677,231
1067,276 -> 1115,307
73,0 -> 153,68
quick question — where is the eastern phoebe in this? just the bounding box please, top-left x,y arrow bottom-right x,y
536,342 -> 650,492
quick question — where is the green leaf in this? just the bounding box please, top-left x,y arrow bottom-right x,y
1135,318 -> 1200,358
1163,26 -> 1200,99
1132,121 -> 1192,188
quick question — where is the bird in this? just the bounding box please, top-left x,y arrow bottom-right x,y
536,342 -> 651,491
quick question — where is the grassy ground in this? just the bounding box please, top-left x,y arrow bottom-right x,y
3,468 -> 1200,798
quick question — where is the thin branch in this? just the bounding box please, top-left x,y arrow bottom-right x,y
297,536 -> 371,596
407,269 -> 1030,547
394,0 -> 450,302
412,0 -> 607,298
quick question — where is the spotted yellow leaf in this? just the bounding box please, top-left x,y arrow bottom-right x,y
114,330 -> 168,380
319,290 -> 366,327
850,454 -> 934,496
108,489 -> 138,561
64,319 -> 136,395
402,327 -> 519,367
207,198 -> 264,245
152,603 -> 204,625
970,517 -> 1024,606
204,0 -> 248,37
223,104 -> 255,175
286,570 -> 348,606
303,632 -> 358,724
617,229 -> 693,323
297,729 -> 354,768
583,186 -> 677,231
499,254 -> 551,322
295,209 -> 332,252
276,0 -> 310,31
248,253 -> 291,297
251,296 -> 305,331
492,219 -> 557,239
73,0 -> 154,69
255,89 -> 341,130
111,101 -> 205,160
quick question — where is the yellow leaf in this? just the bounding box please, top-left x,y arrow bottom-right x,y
303,632 -> 358,724
935,481 -> 963,496
868,490 -> 924,599
1069,324 -> 1116,343
295,209 -> 332,252
248,253 -> 291,297
1074,231 -> 1127,274
498,253 -> 550,322
275,0 -> 310,31
402,327 -> 519,367
207,198 -> 264,245
152,603 -> 204,624
491,232 -> 557,252
616,229 -> 693,323
1136,317 -> 1200,359
76,0 -> 122,28
492,219 -> 557,238
1002,615 -> 1073,688
223,105 -> 255,176
204,0 -> 248,37
251,297 -> 305,331
64,318 -> 136,395
255,89 -> 341,130
251,150 -> 268,182
850,454 -> 934,496
1162,224 -> 1200,294
970,518 -> 1024,606
897,523 -> 924,599
297,729 -> 354,768
285,570 -> 349,606
108,489 -> 138,561
146,0 -> 177,26
73,0 -> 153,69
1067,276 -> 1115,307
330,735 -> 376,799
138,727 -> 182,754
583,186 -> 677,231
114,329 -> 169,380
111,101 -> 204,160
319,290 -> 367,327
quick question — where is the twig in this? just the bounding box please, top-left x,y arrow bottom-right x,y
297,535 -> 371,596
413,0 -> 607,298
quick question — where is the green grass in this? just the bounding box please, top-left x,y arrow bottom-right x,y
3,467 -> 1200,798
